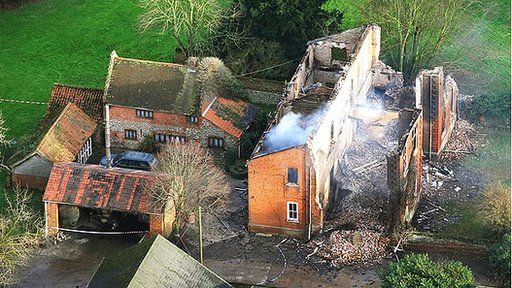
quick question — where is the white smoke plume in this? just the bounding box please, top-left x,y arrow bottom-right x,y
263,108 -> 325,153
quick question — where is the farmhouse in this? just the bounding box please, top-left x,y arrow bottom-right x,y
104,52 -> 258,157
43,162 -> 174,237
247,25 -> 455,238
11,102 -> 97,190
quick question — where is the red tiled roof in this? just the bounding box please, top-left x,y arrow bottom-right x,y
37,103 -> 97,162
202,97 -> 258,138
43,162 -> 163,214
47,84 -> 104,123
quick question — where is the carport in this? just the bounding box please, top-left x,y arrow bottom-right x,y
43,162 -> 174,237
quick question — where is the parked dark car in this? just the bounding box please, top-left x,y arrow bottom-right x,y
100,151 -> 157,171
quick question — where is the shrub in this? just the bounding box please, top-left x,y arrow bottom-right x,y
478,183 -> 511,234
472,91 -> 511,122
380,253 -> 474,288
138,135 -> 160,154
489,233 -> 511,283
228,159 -> 248,180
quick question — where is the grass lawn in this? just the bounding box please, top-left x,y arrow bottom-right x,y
0,0 -> 178,212
0,0 -> 177,139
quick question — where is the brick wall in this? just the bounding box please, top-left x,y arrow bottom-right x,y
149,214 -> 164,236
109,105 -> 238,155
387,109 -> 423,231
248,147 -> 322,238
45,202 -> 59,236
416,67 -> 458,158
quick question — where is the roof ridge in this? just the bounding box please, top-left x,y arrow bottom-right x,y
114,56 -> 187,69
52,83 -> 103,91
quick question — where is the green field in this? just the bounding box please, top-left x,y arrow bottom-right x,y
0,0 -> 177,139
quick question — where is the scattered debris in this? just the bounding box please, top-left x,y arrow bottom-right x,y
442,120 -> 478,159
313,230 -> 390,267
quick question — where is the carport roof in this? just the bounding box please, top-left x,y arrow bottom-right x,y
43,162 -> 163,214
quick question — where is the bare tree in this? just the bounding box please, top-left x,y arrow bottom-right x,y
345,0 -> 472,81
151,143 -> 229,235
0,188 -> 44,286
139,0 -> 239,57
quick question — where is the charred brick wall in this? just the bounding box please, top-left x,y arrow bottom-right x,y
416,67 -> 458,158
387,109 -> 423,232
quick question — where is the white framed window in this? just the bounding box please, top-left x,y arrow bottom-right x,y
187,115 -> 199,123
287,202 -> 299,222
154,133 -> 186,144
136,109 -> 153,119
125,129 -> 137,140
77,137 -> 93,164
208,137 -> 224,148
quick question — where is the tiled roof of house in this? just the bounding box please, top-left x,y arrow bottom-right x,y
202,97 -> 258,138
43,162 -> 162,214
105,52 -> 199,115
47,84 -> 104,123
88,235 -> 232,288
37,103 -> 97,163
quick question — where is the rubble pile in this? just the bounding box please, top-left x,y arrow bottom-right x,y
315,230 -> 390,267
385,86 -> 415,110
443,119 -> 478,159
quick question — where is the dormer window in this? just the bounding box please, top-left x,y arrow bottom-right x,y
136,109 -> 153,119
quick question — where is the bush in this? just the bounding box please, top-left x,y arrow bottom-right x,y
478,183 -> 511,234
472,91 -> 511,122
380,253 -> 474,288
489,233 -> 511,283
138,135 -> 160,154
228,159 -> 248,180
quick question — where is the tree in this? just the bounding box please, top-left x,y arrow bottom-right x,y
239,0 -> 331,59
150,143 -> 229,235
323,0 -> 472,81
380,253 -> 474,288
478,183 -> 511,234
139,0 -> 234,57
0,189 -> 44,286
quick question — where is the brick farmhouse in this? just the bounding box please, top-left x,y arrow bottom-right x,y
104,52 -> 258,156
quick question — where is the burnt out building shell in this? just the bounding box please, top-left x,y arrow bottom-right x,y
248,25 -> 383,238
248,24 -> 446,238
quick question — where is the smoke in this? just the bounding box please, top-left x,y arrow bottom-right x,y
263,108 -> 325,153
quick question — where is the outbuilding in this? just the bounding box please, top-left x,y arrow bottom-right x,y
43,162 -> 174,237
